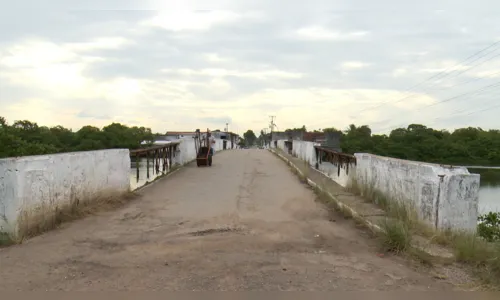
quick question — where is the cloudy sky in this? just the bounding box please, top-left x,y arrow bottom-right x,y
1,0 -> 500,135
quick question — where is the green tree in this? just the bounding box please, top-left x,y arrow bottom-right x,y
0,116 -> 160,159
282,123 -> 500,166
243,129 -> 257,146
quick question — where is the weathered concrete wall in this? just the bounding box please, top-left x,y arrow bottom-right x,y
173,138 -> 197,166
292,140 -> 317,166
438,174 -> 480,231
354,153 -> 480,231
0,149 -> 130,235
273,139 -> 480,231
1,139 -> 234,236
0,159 -> 17,235
276,140 -> 286,151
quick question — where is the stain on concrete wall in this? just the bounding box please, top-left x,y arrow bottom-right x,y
438,174 -> 480,231
355,153 -> 479,231
420,183 -> 435,223
0,149 -> 131,235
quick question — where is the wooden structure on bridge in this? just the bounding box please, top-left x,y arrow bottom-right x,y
314,146 -> 357,177
195,128 -> 213,167
130,142 -> 179,182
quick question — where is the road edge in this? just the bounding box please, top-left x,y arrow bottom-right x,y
269,149 -> 384,233
268,148 -> 457,262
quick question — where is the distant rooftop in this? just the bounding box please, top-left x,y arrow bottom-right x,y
165,131 -> 195,135
141,140 -> 173,145
165,130 -> 239,136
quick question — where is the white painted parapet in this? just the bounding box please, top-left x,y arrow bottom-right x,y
0,149 -> 130,236
355,153 -> 480,231
172,138 -> 197,166
272,138 -> 480,231
1,139 -> 235,237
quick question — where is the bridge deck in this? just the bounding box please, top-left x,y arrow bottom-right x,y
0,150 -> 460,291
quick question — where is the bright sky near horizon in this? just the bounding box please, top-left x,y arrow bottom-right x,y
1,0 -> 500,136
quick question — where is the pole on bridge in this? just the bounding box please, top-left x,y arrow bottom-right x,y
136,152 -> 139,182
146,150 -> 150,179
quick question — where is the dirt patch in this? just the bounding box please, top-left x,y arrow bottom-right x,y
13,191 -> 141,242
189,227 -> 242,236
73,238 -> 126,252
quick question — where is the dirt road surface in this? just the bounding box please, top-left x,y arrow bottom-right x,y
0,150 -> 461,291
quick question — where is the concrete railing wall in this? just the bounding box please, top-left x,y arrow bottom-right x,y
355,153 -> 480,231
172,138 -> 197,166
273,139 -> 480,231
0,149 -> 130,235
0,139 -> 234,236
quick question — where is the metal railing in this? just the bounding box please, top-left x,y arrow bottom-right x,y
314,146 -> 356,176
129,142 -> 179,183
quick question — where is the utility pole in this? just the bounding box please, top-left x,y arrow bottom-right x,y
269,116 -> 276,147
261,128 -> 268,147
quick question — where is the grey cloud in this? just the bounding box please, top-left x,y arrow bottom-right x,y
76,110 -> 111,120
0,10 -> 149,43
198,116 -> 233,125
0,84 -> 37,106
7,0 -> 155,10
3,0 -> 500,132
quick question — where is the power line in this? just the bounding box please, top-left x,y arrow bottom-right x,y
418,81 -> 500,109
372,80 -> 500,131
357,40 -> 500,114
376,82 -> 500,132
373,97 -> 500,134
426,69 -> 500,92
460,102 -> 500,117
369,47 -> 500,112
417,101 -> 500,129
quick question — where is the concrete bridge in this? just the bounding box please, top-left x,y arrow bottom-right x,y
0,136 -> 480,291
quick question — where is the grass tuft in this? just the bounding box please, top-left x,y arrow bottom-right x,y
450,232 -> 500,284
0,232 -> 15,247
11,192 -> 140,244
378,218 -> 412,253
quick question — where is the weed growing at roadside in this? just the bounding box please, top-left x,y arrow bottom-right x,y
0,232 -> 14,247
451,232 -> 500,285
378,218 -> 412,253
13,192 -> 139,244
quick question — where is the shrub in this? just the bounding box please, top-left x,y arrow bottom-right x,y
478,212 -> 500,242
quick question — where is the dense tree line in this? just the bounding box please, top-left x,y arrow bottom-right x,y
337,124 -> 500,166
0,116 -> 155,159
269,123 -> 500,183
274,123 -> 500,166
3,114 -> 499,168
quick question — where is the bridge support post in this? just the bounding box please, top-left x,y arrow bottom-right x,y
146,150 -> 150,179
136,153 -> 140,182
